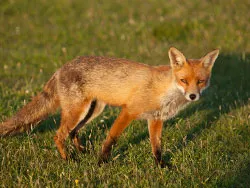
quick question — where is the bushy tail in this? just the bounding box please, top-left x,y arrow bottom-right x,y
0,73 -> 60,136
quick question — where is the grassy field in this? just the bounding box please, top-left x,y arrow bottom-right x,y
0,0 -> 250,187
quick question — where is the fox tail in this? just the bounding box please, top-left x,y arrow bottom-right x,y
0,73 -> 60,136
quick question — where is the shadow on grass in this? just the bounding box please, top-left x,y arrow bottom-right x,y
217,160 -> 250,188
32,113 -> 61,134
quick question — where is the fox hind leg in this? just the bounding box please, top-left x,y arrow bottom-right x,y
54,99 -> 92,159
70,100 -> 97,152
70,100 -> 106,152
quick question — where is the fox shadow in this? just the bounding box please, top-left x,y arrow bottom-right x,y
217,160 -> 250,187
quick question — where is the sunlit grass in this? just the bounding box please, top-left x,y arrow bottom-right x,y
0,0 -> 250,187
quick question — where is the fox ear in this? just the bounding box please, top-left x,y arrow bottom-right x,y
168,47 -> 186,68
201,49 -> 219,70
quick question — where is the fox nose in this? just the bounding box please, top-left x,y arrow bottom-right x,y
189,94 -> 196,100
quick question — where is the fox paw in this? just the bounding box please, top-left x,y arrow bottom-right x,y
155,159 -> 172,169
98,152 -> 110,166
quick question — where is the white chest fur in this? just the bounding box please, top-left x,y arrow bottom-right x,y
140,90 -> 190,120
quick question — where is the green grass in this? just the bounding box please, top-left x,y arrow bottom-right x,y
0,0 -> 250,187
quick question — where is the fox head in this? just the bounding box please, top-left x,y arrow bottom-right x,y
168,47 -> 219,101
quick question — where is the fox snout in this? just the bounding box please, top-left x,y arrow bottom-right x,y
185,92 -> 200,101
175,81 -> 202,102
189,94 -> 197,100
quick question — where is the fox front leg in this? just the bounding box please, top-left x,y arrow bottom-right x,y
148,119 -> 166,168
98,108 -> 136,164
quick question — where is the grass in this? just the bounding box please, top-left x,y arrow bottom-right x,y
0,0 -> 250,187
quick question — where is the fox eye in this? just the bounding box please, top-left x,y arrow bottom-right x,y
180,79 -> 188,84
197,80 -> 205,84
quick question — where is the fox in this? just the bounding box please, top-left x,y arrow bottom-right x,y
0,47 -> 219,167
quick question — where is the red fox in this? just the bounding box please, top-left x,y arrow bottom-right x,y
0,47 -> 219,167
